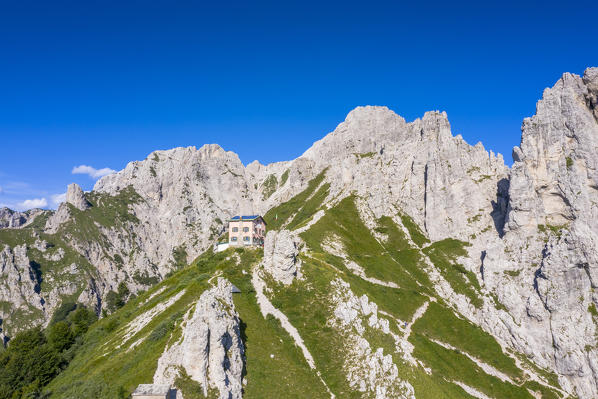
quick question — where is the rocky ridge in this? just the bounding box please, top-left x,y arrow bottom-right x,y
0,207 -> 47,229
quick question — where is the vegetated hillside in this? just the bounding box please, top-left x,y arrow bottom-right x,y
41,193 -> 564,399
0,67 -> 597,398
44,247 -> 334,399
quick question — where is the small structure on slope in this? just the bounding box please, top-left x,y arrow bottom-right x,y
131,384 -> 174,399
227,215 -> 266,247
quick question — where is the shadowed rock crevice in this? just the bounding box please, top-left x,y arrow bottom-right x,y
491,177 -> 510,237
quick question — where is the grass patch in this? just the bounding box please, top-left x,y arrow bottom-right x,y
267,259 -> 364,398
300,196 -> 427,292
399,212 -> 430,247
306,253 -> 426,322
354,151 -> 376,159
410,334 -> 534,399
423,239 -> 482,308
175,368 -> 212,399
505,269 -> 522,277
413,301 -> 522,380
232,281 -> 328,398
511,352 -> 563,391
522,380 -> 560,399
133,270 -> 160,286
261,174 -> 278,200
62,186 -> 143,238
375,216 -> 433,290
474,175 -> 492,183
538,223 -> 568,238
264,168 -> 328,230
172,244 -> 188,269
286,183 -> 330,230
375,216 -> 410,251
280,169 -> 290,186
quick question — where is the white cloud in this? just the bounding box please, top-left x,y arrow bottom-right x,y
51,193 -> 66,206
72,165 -> 116,179
0,186 -> 3,194
17,198 -> 48,210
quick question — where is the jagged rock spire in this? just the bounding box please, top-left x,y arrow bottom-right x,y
66,183 -> 90,210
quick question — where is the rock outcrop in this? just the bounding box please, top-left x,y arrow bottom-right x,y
0,208 -> 47,229
300,105 -> 508,243
0,240 -> 99,337
154,278 -> 244,399
262,230 -> 301,285
65,183 -> 90,210
329,278 -> 415,399
0,244 -> 42,313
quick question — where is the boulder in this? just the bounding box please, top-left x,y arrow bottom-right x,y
262,230 -> 301,285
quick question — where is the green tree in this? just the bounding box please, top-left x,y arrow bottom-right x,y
47,321 -> 74,352
69,307 -> 97,336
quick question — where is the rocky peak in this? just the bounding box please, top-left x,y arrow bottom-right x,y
245,159 -> 264,175
197,143 -> 232,160
65,183 -> 90,210
506,68 -> 598,232
342,105 -> 407,134
300,106 -> 407,166
413,111 -> 452,142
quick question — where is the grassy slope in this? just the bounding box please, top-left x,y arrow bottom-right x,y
45,248 -> 328,398
262,186 -> 565,398
46,261 -> 211,398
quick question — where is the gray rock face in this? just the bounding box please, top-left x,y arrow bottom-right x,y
89,146 -> 294,282
0,208 -> 46,229
301,106 -> 508,243
506,68 -> 598,232
495,67 -> 598,398
0,241 -> 98,336
0,245 -> 42,313
154,278 -> 244,399
49,144 -> 317,312
262,230 -> 301,285
44,203 -> 72,234
65,183 -> 90,210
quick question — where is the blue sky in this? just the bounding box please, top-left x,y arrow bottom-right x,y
0,1 -> 596,210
